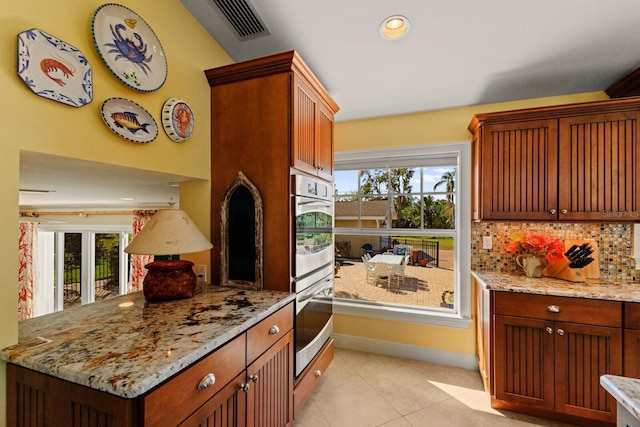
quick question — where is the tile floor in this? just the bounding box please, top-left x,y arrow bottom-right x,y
294,348 -> 578,427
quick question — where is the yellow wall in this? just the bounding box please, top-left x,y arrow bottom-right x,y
1,0 -> 230,421
332,90 -> 610,360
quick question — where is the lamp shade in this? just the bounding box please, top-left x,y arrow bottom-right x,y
124,209 -> 213,255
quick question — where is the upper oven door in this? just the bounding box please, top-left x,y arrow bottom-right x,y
294,194 -> 334,282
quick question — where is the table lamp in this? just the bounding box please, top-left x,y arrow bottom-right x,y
124,209 -> 213,302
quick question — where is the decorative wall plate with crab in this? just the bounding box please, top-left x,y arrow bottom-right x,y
17,28 -> 93,107
101,97 -> 158,143
161,98 -> 195,142
92,3 -> 167,92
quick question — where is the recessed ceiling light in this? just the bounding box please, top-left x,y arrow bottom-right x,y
380,15 -> 410,40
120,197 -> 135,201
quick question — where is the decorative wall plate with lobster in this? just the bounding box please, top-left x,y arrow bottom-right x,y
92,3 -> 167,92
161,98 -> 194,142
17,28 -> 93,107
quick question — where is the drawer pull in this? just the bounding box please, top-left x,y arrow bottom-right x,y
315,370 -> 322,377
269,325 -> 280,335
557,328 -> 565,336
545,327 -> 553,334
546,305 -> 561,313
197,373 -> 216,390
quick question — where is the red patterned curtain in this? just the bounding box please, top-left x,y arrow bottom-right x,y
128,210 -> 156,293
18,221 -> 37,320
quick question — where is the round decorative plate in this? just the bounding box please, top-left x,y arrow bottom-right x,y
101,97 -> 158,143
92,3 -> 167,92
161,98 -> 195,142
17,28 -> 93,107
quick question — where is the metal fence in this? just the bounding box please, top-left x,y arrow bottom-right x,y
380,236 -> 440,268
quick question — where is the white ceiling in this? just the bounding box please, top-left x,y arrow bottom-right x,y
19,152 -> 193,212
181,0 -> 640,121
21,0 -> 640,211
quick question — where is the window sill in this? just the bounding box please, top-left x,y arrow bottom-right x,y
333,298 -> 472,328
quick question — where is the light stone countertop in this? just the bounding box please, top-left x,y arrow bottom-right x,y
0,285 -> 294,398
601,375 -> 640,421
472,270 -> 640,302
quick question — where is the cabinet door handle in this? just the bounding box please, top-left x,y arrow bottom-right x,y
197,373 -> 216,390
269,325 -> 280,335
550,209 -> 557,215
557,328 -> 565,336
250,374 -> 259,383
546,305 -> 561,313
240,383 -> 250,393
315,370 -> 322,377
561,209 -> 568,215
545,327 -> 553,334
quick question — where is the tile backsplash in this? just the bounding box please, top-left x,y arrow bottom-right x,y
471,222 -> 638,281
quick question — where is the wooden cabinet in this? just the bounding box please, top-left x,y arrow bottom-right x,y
491,292 -> 622,425
293,338 -> 334,417
469,98 -> 640,221
205,51 -> 339,292
624,302 -> 640,379
292,73 -> 335,181
7,303 -> 294,427
473,277 -> 490,392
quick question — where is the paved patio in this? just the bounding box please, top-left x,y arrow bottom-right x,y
334,259 -> 455,309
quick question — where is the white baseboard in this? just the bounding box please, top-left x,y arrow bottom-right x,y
331,333 -> 477,371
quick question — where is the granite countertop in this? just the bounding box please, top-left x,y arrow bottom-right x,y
0,285 -> 294,398
472,270 -> 640,302
601,375 -> 640,421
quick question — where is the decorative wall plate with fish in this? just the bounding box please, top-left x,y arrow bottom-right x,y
92,3 -> 167,92
162,98 -> 195,142
17,28 -> 93,107
101,97 -> 158,143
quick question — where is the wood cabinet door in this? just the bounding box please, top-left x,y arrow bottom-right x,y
624,329 -> 640,378
493,315 -> 555,410
554,322 -> 621,423
179,372 -> 247,427
479,120 -> 559,220
558,112 -> 640,221
315,102 -> 334,181
246,331 -> 294,427
292,74 -> 319,177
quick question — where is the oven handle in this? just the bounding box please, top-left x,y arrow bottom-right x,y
297,276 -> 333,313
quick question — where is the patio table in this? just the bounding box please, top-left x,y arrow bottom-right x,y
369,254 -> 404,265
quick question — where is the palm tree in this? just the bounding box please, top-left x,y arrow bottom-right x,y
434,170 -> 455,202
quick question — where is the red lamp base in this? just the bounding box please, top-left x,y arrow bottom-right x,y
143,260 -> 197,302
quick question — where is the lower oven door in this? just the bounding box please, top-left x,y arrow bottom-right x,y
295,274 -> 333,377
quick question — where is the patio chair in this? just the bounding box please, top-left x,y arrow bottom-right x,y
361,243 -> 375,257
389,254 -> 411,288
362,255 -> 376,282
371,262 -> 392,287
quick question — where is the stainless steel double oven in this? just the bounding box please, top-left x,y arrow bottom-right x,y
293,174 -> 334,377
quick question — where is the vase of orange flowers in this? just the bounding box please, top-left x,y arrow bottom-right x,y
504,232 -> 562,278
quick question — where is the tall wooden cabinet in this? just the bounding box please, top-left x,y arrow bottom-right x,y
469,98 -> 640,221
205,50 -> 339,292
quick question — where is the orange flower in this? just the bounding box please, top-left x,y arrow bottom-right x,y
504,232 -> 561,261
504,241 -> 520,255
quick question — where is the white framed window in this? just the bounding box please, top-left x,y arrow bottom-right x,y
35,224 -> 131,316
333,142 -> 471,328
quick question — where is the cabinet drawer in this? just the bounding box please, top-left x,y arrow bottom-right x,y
294,338 -> 334,417
143,334 -> 246,427
247,302 -> 294,363
625,302 -> 640,329
493,292 -> 621,327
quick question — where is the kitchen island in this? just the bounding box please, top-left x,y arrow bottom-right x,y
2,284 -> 296,426
473,270 -> 640,427
601,375 -> 640,426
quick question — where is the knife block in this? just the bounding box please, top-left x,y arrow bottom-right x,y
543,257 -> 587,282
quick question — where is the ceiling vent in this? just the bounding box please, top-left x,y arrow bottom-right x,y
212,0 -> 271,41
